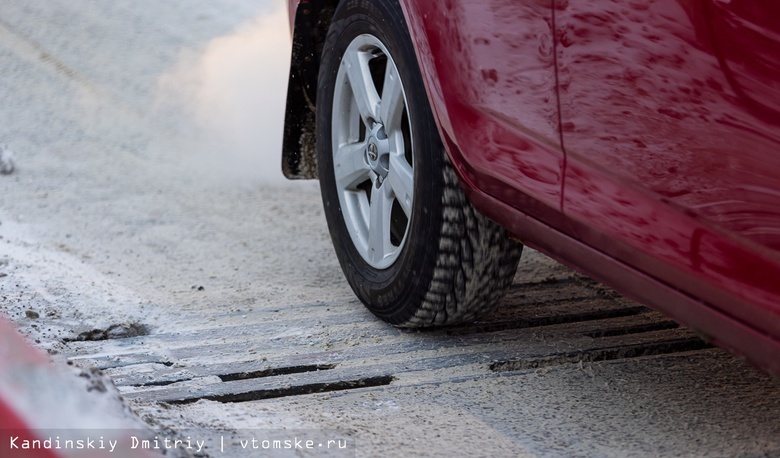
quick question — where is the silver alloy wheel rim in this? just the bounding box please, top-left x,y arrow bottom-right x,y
332,34 -> 414,270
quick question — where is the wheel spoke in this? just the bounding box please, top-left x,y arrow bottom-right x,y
334,141 -> 370,189
333,35 -> 413,269
379,63 -> 404,129
343,49 -> 380,125
368,183 -> 393,264
387,153 -> 414,217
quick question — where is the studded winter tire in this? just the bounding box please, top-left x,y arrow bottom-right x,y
316,0 -> 523,327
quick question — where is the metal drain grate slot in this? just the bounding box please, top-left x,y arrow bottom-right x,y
508,276 -> 581,290
167,375 -> 395,404
585,321 -> 680,338
134,378 -> 191,388
445,306 -> 647,336
490,337 -> 712,372
218,364 -> 337,382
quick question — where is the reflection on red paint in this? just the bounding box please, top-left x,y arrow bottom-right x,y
404,0 -> 563,222
707,0 -> 780,117
557,0 -> 780,338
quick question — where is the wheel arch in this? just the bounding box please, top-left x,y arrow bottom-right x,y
282,0 -> 339,179
281,0 -> 454,184
281,0 -> 439,181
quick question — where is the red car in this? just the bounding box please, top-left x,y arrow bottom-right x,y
282,0 -> 780,375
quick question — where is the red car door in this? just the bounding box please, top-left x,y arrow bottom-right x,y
402,0 -> 564,225
707,0 -> 780,117
556,0 -> 780,350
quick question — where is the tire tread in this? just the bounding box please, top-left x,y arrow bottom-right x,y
403,154 -> 522,327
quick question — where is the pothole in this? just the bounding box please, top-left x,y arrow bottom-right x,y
65,323 -> 149,342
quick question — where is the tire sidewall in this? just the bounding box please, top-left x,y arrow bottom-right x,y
317,0 -> 444,323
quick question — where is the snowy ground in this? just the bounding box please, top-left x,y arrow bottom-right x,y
0,1 -> 778,457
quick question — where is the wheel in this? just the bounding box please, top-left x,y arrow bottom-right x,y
316,0 -> 522,327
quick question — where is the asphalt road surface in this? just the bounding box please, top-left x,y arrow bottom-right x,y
0,1 -> 778,457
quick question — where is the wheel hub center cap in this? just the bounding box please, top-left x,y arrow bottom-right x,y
365,123 -> 390,180
367,143 -> 379,162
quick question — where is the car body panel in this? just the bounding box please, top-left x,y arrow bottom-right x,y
707,0 -> 780,117
556,0 -> 780,341
401,0 -> 565,225
463,184 -> 780,375
283,0 -> 780,373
